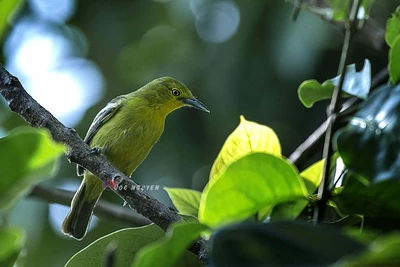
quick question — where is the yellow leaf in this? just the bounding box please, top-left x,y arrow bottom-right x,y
300,159 -> 324,194
210,115 -> 281,180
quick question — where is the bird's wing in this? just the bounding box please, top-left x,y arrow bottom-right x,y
77,95 -> 127,176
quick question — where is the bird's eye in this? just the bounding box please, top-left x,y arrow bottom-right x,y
171,89 -> 180,96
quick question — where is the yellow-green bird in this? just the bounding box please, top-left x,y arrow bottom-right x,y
62,77 -> 209,240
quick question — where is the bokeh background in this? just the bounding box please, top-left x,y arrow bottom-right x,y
0,0 -> 396,266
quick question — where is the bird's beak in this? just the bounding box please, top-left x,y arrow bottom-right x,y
183,97 -> 210,113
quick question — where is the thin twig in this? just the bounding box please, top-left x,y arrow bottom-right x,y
0,64 -> 205,257
313,0 -> 361,223
288,0 -> 386,52
288,67 -> 388,169
28,185 -> 151,226
291,0 -> 304,21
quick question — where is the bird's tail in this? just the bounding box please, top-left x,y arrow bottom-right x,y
61,175 -> 103,240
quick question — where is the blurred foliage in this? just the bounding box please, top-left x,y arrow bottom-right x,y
0,227 -> 25,267
1,0 -> 400,266
0,0 -> 22,40
0,127 -> 64,211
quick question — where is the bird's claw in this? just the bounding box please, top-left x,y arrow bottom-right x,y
89,147 -> 103,155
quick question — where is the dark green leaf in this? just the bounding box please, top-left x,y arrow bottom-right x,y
164,188 -> 201,217
385,6 -> 400,48
66,225 -> 163,267
298,59 -> 371,108
132,222 -> 206,267
209,221 -> 364,266
332,175 -> 400,219
335,83 -> 400,183
0,227 -> 25,267
337,232 -> 400,266
199,153 -> 307,228
0,127 -> 65,211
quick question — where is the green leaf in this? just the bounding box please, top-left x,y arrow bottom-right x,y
270,159 -> 324,220
298,59 -> 371,108
326,0 -> 350,21
337,232 -> 400,266
385,6 -> 400,48
389,35 -> 400,84
0,0 -> 22,40
0,127 -> 65,211
0,227 -> 25,267
334,83 -> 400,183
199,153 -> 307,228
209,221 -> 364,266
210,116 -> 281,179
66,224 -> 163,267
164,188 -> 201,217
132,222 -> 206,267
332,175 -> 400,219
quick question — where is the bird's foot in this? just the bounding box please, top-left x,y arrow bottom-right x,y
89,147 -> 104,155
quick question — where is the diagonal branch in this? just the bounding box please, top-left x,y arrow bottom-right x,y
28,185 -> 151,226
288,0 -> 386,52
0,63 -> 204,256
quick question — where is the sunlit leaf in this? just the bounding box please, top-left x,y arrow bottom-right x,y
0,227 -> 25,267
298,59 -> 371,108
0,127 -> 65,211
132,222 -> 206,267
335,83 -> 400,183
389,35 -> 400,84
385,6 -> 400,48
210,116 -> 281,180
270,159 -> 324,220
199,153 -> 307,228
164,188 -> 201,217
208,221 -> 364,266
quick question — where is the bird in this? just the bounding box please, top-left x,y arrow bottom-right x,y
61,77 -> 209,240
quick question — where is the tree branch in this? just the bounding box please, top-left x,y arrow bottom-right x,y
0,64 -> 204,256
291,0 -> 386,52
28,185 -> 151,226
314,0 -> 361,223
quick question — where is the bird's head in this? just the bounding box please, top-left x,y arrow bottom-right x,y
140,77 -> 210,115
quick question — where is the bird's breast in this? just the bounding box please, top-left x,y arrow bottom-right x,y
90,114 -> 165,176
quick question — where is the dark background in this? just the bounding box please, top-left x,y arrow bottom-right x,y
0,0 -> 396,266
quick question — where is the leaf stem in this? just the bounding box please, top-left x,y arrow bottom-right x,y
313,0 -> 361,224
